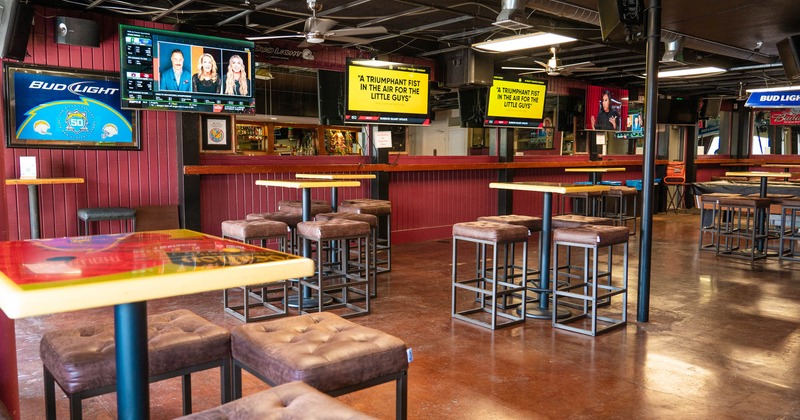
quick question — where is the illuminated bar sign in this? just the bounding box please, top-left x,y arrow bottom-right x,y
770,109 -> 800,125
745,89 -> 800,108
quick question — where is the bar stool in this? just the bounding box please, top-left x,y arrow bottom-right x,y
451,220 -> 528,330
296,218 -> 371,317
247,211 -> 303,254
339,199 -> 393,273
602,186 -> 638,234
77,207 -> 136,235
277,200 -> 333,217
560,191 -> 604,216
552,225 -> 630,336
716,196 -> 772,261
663,162 -> 688,213
315,212 -> 379,297
221,219 -> 291,322
697,193 -> 741,252
779,198 -> 800,261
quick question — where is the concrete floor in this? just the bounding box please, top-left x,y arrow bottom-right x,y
12,211 -> 800,419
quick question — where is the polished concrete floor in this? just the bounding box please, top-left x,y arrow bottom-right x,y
12,211 -> 800,419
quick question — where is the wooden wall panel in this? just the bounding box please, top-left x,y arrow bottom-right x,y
1,8 -> 179,240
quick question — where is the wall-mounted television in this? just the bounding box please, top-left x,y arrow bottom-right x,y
345,58 -> 430,125
119,25 -> 255,114
484,75 -> 547,127
458,87 -> 488,128
657,98 -> 698,125
318,69 -> 345,126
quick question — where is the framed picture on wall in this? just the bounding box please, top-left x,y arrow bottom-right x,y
4,63 -> 141,150
200,115 -> 234,153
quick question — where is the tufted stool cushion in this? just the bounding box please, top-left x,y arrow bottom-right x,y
316,212 -> 378,228
247,211 -> 303,227
222,219 -> 288,241
553,225 -> 631,247
607,186 -> 638,196
179,381 -> 377,420
297,219 -> 370,241
718,196 -> 771,208
452,221 -> 529,243
231,312 -> 408,418
278,200 -> 333,216
338,201 -> 392,216
477,215 -> 542,232
552,214 -> 613,229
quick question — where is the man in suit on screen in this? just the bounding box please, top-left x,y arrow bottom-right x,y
159,49 -> 191,92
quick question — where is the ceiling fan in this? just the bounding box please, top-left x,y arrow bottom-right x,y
502,46 -> 608,76
246,0 -> 387,46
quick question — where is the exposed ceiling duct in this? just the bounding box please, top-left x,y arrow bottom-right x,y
662,38 -> 683,62
494,0 -> 533,30
525,0 -> 774,64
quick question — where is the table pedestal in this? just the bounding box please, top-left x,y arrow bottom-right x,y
115,302 -> 150,420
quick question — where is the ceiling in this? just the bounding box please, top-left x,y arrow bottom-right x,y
31,0 -> 800,101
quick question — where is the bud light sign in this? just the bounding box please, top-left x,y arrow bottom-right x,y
5,64 -> 139,149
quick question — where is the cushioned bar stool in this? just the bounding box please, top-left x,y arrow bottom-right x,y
277,200 -> 333,217
602,186 -> 638,234
779,198 -> 800,261
716,196 -> 772,261
178,381 -> 377,420
231,312 -> 408,420
477,215 -> 542,307
452,220 -> 528,330
747,193 -> 795,242
698,193 -> 741,252
297,218 -> 371,317
221,219 -> 291,322
560,191 -> 604,216
339,199 -> 393,273
552,225 -> 630,336
316,212 -> 379,297
247,211 -> 303,254
77,207 -> 135,236
551,215 -> 614,305
40,309 -> 231,420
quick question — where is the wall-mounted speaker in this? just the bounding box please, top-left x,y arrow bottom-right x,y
55,16 -> 100,47
0,0 -> 34,60
598,0 -> 644,43
777,35 -> 800,81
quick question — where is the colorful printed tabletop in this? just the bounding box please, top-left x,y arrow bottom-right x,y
0,229 -> 314,319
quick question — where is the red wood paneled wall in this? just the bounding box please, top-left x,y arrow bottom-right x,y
1,9 -> 179,240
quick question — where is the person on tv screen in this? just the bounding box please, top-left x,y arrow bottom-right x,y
591,90 -> 620,130
159,49 -> 191,92
223,55 -> 249,96
193,53 -> 220,93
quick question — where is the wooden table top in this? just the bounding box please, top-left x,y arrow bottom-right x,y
0,229 -> 313,319
295,173 -> 376,180
5,177 -> 84,185
724,171 -> 793,178
256,179 -> 361,189
490,182 -> 612,194
564,168 -> 626,173
760,164 -> 800,168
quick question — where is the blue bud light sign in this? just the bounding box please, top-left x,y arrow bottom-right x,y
5,64 -> 140,149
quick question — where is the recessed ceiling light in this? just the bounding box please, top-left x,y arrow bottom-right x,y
472,32 -> 577,53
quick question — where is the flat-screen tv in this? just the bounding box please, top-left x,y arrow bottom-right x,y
318,69 -> 345,126
458,87 -> 488,128
484,75 -> 546,127
119,25 -> 256,114
345,58 -> 430,125
657,98 -> 698,125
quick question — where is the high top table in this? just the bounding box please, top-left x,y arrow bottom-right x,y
295,174 -> 375,211
255,179 -> 361,307
5,178 -> 84,239
564,167 -> 626,185
489,182 -> 611,319
0,229 -> 313,420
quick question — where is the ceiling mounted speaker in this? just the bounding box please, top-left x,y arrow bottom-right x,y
0,0 -> 34,60
54,16 -> 100,47
777,35 -> 800,81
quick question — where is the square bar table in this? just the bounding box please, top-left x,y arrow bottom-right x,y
295,174 -> 376,211
0,229 -> 313,420
256,179 -> 361,307
724,171 -> 793,252
5,177 -> 84,239
564,167 -> 626,185
489,182 -> 611,319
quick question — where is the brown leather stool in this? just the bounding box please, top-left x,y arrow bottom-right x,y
452,220 -> 529,329
552,225 -> 630,336
247,211 -> 303,254
277,200 -> 333,217
716,196 -> 772,260
231,312 -> 408,420
178,381 -> 377,419
221,219 -> 291,322
561,191 -> 604,216
602,186 -> 638,234
297,218 -> 372,317
779,197 -> 800,261
698,193 -> 742,252
316,212 -> 379,297
339,199 -> 393,273
40,309 -> 231,420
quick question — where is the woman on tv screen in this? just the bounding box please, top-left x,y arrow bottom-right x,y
591,90 -> 620,130
223,55 -> 249,96
193,53 -> 220,93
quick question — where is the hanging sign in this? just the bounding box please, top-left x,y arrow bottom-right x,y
770,109 -> 800,125
745,89 -> 800,108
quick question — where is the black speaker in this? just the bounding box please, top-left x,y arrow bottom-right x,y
598,0 -> 644,42
55,16 -> 100,47
778,35 -> 800,81
0,0 -> 34,60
